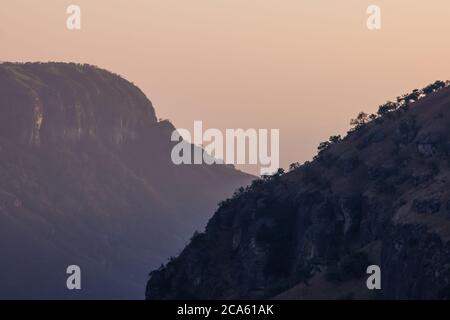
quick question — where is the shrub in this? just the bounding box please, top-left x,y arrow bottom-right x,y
289,162 -> 301,171
339,252 -> 369,280
325,252 -> 369,283
350,112 -> 369,129
377,101 -> 397,116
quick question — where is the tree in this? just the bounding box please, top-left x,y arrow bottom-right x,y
403,89 -> 421,105
318,135 -> 342,154
317,141 -> 331,153
350,112 -> 369,129
377,101 -> 397,116
329,135 -> 342,143
423,80 -> 446,94
289,162 -> 301,171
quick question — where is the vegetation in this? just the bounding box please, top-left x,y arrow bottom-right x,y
289,162 -> 301,171
317,135 -> 342,154
216,80 -> 449,215
350,112 -> 370,129
325,252 -> 370,283
350,81 -> 450,131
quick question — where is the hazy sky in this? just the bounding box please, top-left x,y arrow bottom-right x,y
2,0 -> 450,174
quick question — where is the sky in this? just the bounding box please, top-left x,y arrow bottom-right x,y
1,0 -> 450,175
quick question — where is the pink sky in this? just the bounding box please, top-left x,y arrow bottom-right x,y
2,0 -> 450,174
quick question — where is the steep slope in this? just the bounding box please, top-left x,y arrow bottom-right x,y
0,62 -> 253,299
146,82 -> 450,300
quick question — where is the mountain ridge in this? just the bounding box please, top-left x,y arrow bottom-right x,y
146,81 -> 450,300
0,62 -> 253,299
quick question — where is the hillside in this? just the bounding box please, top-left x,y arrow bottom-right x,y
146,81 -> 450,300
0,62 -> 253,299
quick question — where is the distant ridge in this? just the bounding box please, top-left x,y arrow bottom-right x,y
0,62 -> 254,299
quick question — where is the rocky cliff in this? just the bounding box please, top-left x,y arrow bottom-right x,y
146,81 -> 450,300
0,62 -> 253,299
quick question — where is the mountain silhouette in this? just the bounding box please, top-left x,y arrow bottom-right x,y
146,81 -> 450,300
0,62 -> 253,299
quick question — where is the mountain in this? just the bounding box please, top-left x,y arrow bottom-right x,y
146,81 -> 450,300
0,62 -> 253,299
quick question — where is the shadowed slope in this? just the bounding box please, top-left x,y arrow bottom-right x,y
146,82 -> 450,300
0,62 -> 253,299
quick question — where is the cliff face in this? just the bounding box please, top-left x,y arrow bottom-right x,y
146,83 -> 450,300
0,62 -> 157,146
0,62 -> 253,299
